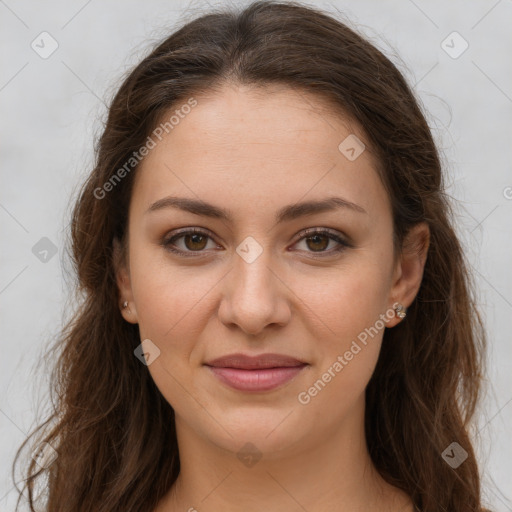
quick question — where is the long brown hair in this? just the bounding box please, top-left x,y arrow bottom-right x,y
13,1 -> 489,510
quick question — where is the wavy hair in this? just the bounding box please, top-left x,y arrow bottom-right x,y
13,1 -> 489,511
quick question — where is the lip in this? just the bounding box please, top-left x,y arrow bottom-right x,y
204,353 -> 309,392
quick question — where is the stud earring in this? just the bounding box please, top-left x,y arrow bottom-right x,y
122,301 -> 129,309
395,303 -> 407,319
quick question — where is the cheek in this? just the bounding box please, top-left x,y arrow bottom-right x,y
294,274 -> 387,419
290,257 -> 392,406
128,250 -> 224,400
128,236 -> 214,337
129,259 -> 214,409
292,258 -> 392,345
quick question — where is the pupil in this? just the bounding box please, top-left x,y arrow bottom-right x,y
186,234 -> 207,250
308,235 -> 328,251
183,234 -> 329,252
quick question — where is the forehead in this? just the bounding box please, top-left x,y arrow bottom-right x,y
131,83 -> 390,224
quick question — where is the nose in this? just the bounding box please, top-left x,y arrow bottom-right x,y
217,244 -> 291,337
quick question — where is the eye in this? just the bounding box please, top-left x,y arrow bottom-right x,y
292,227 -> 351,256
161,228 -> 220,257
161,227 -> 351,258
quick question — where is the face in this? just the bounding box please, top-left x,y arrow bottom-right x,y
116,83 -> 427,457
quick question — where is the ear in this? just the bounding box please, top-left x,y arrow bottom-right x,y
387,222 -> 430,328
113,236 -> 139,324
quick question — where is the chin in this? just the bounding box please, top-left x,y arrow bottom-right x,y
202,407 -> 307,457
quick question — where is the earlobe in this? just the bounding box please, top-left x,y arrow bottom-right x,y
113,237 -> 139,324
388,222 -> 430,327
120,298 -> 138,324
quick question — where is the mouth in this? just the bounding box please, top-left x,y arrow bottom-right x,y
204,353 -> 309,392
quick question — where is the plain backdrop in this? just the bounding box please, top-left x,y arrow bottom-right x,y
1,0 -> 511,510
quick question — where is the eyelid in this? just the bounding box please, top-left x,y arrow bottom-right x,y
161,226 -> 351,257
289,227 -> 352,255
161,227 -> 221,257
293,227 -> 350,245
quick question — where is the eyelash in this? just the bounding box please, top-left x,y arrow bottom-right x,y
161,227 -> 351,258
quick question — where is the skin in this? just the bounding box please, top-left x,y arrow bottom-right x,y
115,83 -> 429,512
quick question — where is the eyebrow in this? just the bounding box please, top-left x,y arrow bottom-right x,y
146,195 -> 367,222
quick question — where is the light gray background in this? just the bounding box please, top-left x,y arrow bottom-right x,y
1,0 -> 511,510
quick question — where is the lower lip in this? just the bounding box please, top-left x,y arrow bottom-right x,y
206,365 -> 307,392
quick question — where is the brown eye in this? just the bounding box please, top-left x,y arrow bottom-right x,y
183,233 -> 208,251
293,228 -> 350,256
162,228 -> 218,257
162,227 -> 350,258
305,234 -> 330,252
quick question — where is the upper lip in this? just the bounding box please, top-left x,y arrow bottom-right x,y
204,353 -> 307,370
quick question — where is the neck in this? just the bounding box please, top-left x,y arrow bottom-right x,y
156,398 -> 413,512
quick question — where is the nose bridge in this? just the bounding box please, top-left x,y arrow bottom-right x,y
233,234 -> 277,304
237,239 -> 273,287
218,234 -> 290,334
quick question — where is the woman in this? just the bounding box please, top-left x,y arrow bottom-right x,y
13,1 -> 490,511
